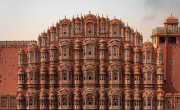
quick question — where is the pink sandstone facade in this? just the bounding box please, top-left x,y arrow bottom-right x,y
0,13 -> 178,110
152,15 -> 180,109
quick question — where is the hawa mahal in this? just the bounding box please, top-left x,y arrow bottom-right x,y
0,12 -> 179,110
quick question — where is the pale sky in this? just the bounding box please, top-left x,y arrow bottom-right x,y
0,0 -> 180,42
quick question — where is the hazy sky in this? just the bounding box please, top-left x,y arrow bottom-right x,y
0,0 -> 180,42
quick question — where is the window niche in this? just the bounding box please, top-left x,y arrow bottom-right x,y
168,37 -> 176,44
159,37 -> 165,44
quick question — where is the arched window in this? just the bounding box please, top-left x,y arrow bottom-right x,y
26,92 -> 38,109
87,71 -> 93,80
143,91 -> 155,109
63,47 -> 67,57
27,66 -> 38,85
100,22 -> 106,33
75,23 -> 80,34
86,22 -> 93,37
143,66 -> 154,84
86,94 -> 93,105
59,40 -> 71,61
83,63 -> 97,86
62,72 -> 67,80
108,39 -> 122,61
108,63 -> 122,86
58,89 -> 72,109
112,97 -> 118,106
143,42 -> 154,64
108,89 -> 122,109
113,72 -> 118,80
61,95 -> 67,106
147,98 -> 151,106
58,63 -> 72,86
29,97 -> 33,106
83,39 -> 97,59
83,88 -> 97,109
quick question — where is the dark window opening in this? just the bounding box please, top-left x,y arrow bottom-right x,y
89,30 -> 91,33
171,82 -> 173,87
114,32 -> 116,34
159,37 -> 165,44
168,37 -> 176,44
89,52 -> 91,55
64,32 -> 66,35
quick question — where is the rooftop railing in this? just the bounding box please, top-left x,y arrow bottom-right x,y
152,27 -> 180,35
0,40 -> 37,47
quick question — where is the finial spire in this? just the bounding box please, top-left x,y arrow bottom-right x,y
171,13 -> 172,16
77,14 -> 78,17
102,14 -> 103,17
127,22 -> 128,26
81,13 -> 82,17
89,10 -> 91,14
52,23 -> 54,26
65,15 -> 66,19
114,16 -> 116,19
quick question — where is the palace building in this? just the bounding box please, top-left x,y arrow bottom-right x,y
0,12 -> 178,110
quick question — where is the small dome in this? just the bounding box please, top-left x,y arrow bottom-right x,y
99,39 -> 106,49
99,89 -> 106,100
157,47 -> 163,53
50,26 -> 56,32
125,64 -> 131,74
41,47 -> 47,52
157,93 -> 164,100
74,89 -> 81,99
41,32 -> 47,37
49,88 -> 56,98
100,63 -> 106,73
164,15 -> 178,24
18,67 -> 25,74
75,16 -> 80,22
135,31 -> 139,36
84,13 -> 96,20
157,68 -> 164,74
18,48 -> 25,54
134,47 -> 141,52
143,41 -> 153,50
100,16 -> 106,22
125,89 -> 132,100
28,42 -> 38,50
134,65 -> 141,74
16,93 -> 25,100
124,43 -> 131,49
75,39 -> 81,44
99,39 -> 106,44
40,65 -> 47,74
27,66 -> 39,73
74,63 -> 81,73
75,39 -> 81,49
40,90 -> 47,98
134,90 -> 141,100
50,44 -> 56,50
125,25 -> 130,31
50,65 -> 56,73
